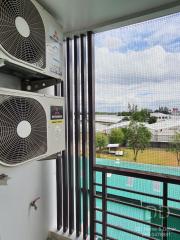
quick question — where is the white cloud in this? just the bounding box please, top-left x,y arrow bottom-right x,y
96,12 -> 180,53
95,46 -> 180,112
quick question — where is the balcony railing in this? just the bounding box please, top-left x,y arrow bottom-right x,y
93,165 -> 180,240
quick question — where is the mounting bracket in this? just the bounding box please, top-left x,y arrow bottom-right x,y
22,78 -> 62,92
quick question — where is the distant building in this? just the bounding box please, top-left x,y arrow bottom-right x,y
95,114 -> 122,125
96,117 -> 180,148
147,119 -> 180,147
107,144 -> 120,154
171,108 -> 180,116
150,112 -> 171,121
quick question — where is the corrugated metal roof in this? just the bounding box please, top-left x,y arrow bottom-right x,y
107,144 -> 120,148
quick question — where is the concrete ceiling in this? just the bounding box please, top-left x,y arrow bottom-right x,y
37,0 -> 180,34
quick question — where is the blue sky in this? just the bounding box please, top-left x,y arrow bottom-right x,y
95,12 -> 180,112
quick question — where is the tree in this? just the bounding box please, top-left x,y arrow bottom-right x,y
131,109 -> 150,122
109,128 -> 124,145
148,116 -> 157,124
118,111 -> 131,116
126,121 -> 151,161
169,132 -> 180,165
121,127 -> 128,146
96,133 -> 108,151
155,106 -> 170,114
128,103 -> 138,113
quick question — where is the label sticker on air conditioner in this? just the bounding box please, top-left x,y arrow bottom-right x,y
47,30 -> 63,77
50,106 -> 63,124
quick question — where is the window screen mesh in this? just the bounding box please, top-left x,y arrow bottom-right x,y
94,12 -> 180,240
95,13 -> 180,177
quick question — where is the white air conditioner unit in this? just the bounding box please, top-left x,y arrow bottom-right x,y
0,0 -> 63,79
0,88 -> 65,167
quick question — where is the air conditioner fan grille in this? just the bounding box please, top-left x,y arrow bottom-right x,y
0,0 -> 46,68
0,95 -> 47,165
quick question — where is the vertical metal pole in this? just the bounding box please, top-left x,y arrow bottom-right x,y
81,34 -> 88,239
102,172 -> 107,239
74,35 -> 81,237
66,37 -> 74,234
56,153 -> 62,230
163,182 -> 168,240
61,73 -> 68,233
87,31 -> 96,240
55,84 -> 63,231
62,45 -> 69,233
62,150 -> 68,233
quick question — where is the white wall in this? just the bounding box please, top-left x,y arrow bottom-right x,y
0,75 -> 57,240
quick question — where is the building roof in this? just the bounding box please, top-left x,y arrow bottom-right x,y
105,121 -> 131,132
96,115 -> 122,124
150,112 -> 171,117
96,123 -> 108,132
145,119 -> 180,131
107,144 -> 120,148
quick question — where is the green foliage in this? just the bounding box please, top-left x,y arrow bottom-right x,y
126,121 -> 151,161
148,116 -> 157,124
96,112 -> 116,115
169,132 -> 180,165
131,109 -> 150,122
96,133 -> 108,150
118,111 -> 131,116
109,128 -> 124,145
121,127 -> 128,146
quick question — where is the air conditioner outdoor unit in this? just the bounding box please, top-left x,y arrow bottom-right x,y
0,0 -> 63,79
0,88 -> 65,167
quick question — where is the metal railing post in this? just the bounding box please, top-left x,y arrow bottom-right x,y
102,172 -> 107,239
81,33 -> 89,239
162,182 -> 168,240
87,31 -> 96,240
66,37 -> 74,234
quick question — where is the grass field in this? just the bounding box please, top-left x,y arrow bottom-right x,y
96,148 -> 180,166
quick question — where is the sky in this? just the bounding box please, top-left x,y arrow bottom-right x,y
95,13 -> 180,113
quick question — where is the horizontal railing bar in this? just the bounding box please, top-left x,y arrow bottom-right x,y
94,181 -> 180,203
95,194 -> 180,218
94,232 -> 117,240
95,211 -> 180,237
95,184 -> 180,211
168,211 -> 180,218
107,237 -> 118,240
108,197 -> 180,219
94,231 -> 103,237
168,197 -> 180,203
94,183 -> 102,186
94,182 -> 163,199
106,196 -> 163,213
94,194 -> 102,199
95,194 -> 163,213
95,208 -> 180,235
106,184 -> 163,199
94,207 -> 162,229
107,184 -> 180,204
95,220 -> 180,237
95,220 -> 102,224
93,165 -> 180,184
107,223 -> 157,240
167,227 -> 180,234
